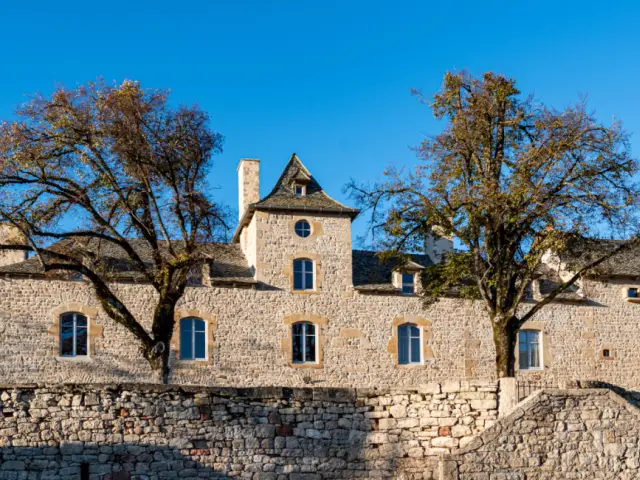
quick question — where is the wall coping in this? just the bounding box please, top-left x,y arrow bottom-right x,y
0,380 -> 498,403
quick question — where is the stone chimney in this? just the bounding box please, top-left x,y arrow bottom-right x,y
425,227 -> 454,264
0,224 -> 27,267
237,158 -> 260,222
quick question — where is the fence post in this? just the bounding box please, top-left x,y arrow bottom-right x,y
498,377 -> 517,417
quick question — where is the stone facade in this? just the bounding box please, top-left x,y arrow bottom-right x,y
0,154 -> 639,389
445,388 -> 640,479
0,381 -> 497,479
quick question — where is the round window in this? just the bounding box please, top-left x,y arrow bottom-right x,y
294,220 -> 311,238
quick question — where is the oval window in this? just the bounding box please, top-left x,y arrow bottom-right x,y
294,220 -> 311,238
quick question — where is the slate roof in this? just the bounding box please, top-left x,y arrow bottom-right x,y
0,239 -> 256,286
558,238 -> 640,278
233,154 -> 359,242
253,153 -> 359,215
352,250 -> 432,293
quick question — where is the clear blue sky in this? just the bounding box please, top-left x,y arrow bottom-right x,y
1,1 -> 638,241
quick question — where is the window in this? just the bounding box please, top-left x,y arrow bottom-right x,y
294,184 -> 306,197
293,258 -> 314,290
294,220 -> 311,238
398,323 -> 421,365
180,317 -> 207,360
603,349 -> 611,358
292,322 -> 316,363
60,312 -> 88,357
518,330 -> 541,370
628,288 -> 638,298
402,273 -> 415,295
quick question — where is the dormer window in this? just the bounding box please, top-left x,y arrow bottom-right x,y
402,273 -> 415,295
628,288 -> 638,298
294,184 -> 306,197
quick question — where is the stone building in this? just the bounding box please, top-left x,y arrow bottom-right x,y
0,153 -> 638,389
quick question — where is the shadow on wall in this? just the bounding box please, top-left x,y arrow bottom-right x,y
0,444 -> 234,479
0,385 -> 447,480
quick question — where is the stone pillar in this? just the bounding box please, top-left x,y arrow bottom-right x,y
237,158 -> 260,222
438,456 -> 459,480
498,377 -> 518,417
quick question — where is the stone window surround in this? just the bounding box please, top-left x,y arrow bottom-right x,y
392,270 -> 422,294
515,321 -> 552,372
386,315 -> 434,368
287,216 -> 324,241
283,252 -> 324,294
171,309 -> 216,367
281,312 -> 328,369
48,303 -> 103,359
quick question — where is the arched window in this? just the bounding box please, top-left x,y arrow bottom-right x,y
60,312 -> 88,357
294,220 -> 311,238
180,317 -> 207,360
398,323 -> 421,365
518,330 -> 541,370
293,258 -> 314,290
292,322 -> 316,363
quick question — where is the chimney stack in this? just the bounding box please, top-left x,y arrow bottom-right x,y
237,158 -> 260,222
0,225 -> 27,267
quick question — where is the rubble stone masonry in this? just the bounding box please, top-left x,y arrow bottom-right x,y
0,381 -> 497,479
2,271 -> 640,388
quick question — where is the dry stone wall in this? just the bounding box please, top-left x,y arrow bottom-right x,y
445,388 -> 640,479
0,381 -> 497,479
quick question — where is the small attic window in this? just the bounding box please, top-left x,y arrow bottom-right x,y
401,273 -> 415,295
628,288 -> 638,298
294,184 -> 306,197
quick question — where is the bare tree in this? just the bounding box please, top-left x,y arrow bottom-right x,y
0,79 -> 228,383
349,71 -> 640,377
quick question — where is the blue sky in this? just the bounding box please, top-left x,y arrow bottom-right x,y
1,1 -> 639,243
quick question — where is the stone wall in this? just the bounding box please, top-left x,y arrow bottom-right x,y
0,381 -> 497,479
4,272 -> 640,388
444,388 -> 640,479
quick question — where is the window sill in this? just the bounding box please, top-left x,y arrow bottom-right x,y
517,367 -> 545,372
396,363 -> 424,369
291,290 -> 320,295
55,356 -> 92,363
290,362 -> 322,369
626,297 -> 640,303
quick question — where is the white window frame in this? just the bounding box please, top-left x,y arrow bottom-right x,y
294,184 -> 306,197
292,321 -> 317,364
397,323 -> 422,365
293,258 -> 314,291
294,219 -> 312,238
60,312 -> 89,357
401,273 -> 415,295
518,329 -> 543,371
179,317 -> 208,361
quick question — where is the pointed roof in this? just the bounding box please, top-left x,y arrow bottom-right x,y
233,153 -> 359,242
254,153 -> 359,213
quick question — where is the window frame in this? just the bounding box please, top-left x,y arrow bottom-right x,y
293,258 -> 314,291
59,312 -> 89,357
397,323 -> 422,365
518,329 -> 543,371
294,219 -> 312,238
179,317 -> 208,361
401,273 -> 415,295
291,321 -> 317,364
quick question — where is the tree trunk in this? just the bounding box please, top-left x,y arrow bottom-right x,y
149,296 -> 178,384
492,318 -> 518,378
